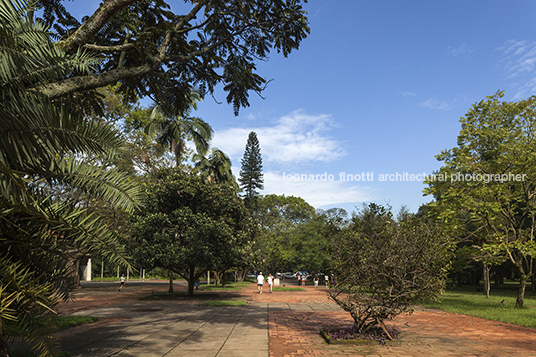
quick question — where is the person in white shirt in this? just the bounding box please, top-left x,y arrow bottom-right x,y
257,272 -> 264,294
267,274 -> 273,293
118,274 -> 125,292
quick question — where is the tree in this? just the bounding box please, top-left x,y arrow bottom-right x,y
239,131 -> 264,207
0,0 -> 141,354
289,208 -> 348,273
425,91 -> 536,308
254,194 -> 315,272
194,148 -> 237,188
34,0 -> 310,116
145,91 -> 213,166
329,204 -> 451,338
127,168 -> 253,295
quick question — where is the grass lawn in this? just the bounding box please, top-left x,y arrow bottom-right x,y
53,316 -> 100,331
5,315 -> 99,336
420,284 -> 536,329
7,316 -> 99,357
200,281 -> 253,291
200,300 -> 248,306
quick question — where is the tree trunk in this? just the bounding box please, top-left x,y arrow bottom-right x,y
483,264 -> 490,298
215,270 -> 226,287
531,258 -> 536,293
168,270 -> 173,293
188,267 -> 195,296
516,275 -> 527,308
239,267 -> 248,282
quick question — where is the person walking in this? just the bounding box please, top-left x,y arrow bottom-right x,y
267,274 -> 274,293
118,274 -> 125,292
313,273 -> 319,288
324,274 -> 329,287
256,272 -> 265,294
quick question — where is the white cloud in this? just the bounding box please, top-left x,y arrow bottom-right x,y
399,91 -> 416,97
212,109 -> 346,165
262,171 -> 377,208
496,39 -> 536,99
419,99 -> 451,110
447,44 -> 476,57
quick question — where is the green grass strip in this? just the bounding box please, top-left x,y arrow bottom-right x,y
201,285 -> 241,291
272,287 -> 306,291
421,287 -> 536,329
200,300 -> 248,306
54,316 -> 100,331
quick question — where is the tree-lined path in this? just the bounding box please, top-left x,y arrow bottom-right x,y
56,280 -> 536,356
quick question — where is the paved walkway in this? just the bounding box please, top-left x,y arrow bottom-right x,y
56,280 -> 536,357
62,301 -> 269,357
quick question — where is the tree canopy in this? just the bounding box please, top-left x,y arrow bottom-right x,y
425,91 -> 536,308
35,0 -> 310,116
254,194 -> 315,272
127,168 -> 253,295
0,0 -> 141,354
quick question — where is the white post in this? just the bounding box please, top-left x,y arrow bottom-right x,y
101,261 -> 104,279
207,271 -> 210,285
86,258 -> 92,281
117,266 -> 119,278
127,266 -> 129,280
142,269 -> 145,279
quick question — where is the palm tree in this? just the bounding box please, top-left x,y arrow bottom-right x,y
0,0 -> 141,355
193,148 -> 238,189
145,91 -> 214,166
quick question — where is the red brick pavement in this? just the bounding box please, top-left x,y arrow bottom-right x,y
261,283 -> 536,357
269,309 -> 536,357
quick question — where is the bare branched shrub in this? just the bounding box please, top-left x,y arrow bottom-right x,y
329,204 -> 452,338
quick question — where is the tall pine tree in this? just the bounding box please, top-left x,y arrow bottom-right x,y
239,132 -> 264,208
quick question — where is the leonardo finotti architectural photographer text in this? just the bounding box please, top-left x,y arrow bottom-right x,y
281,172 -> 527,183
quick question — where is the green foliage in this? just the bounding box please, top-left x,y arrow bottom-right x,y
239,131 -> 264,207
330,204 -> 452,333
145,92 -> 213,166
254,194 -> 316,271
425,91 -> 536,308
289,212 -> 343,273
0,1 -> 142,355
127,168 -> 254,295
36,0 -> 310,117
194,148 -> 238,189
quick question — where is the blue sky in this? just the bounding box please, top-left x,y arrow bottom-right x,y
195,1 -> 536,214
69,1 -> 536,214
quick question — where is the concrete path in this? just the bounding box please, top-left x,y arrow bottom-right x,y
60,300 -> 340,357
62,302 -> 267,357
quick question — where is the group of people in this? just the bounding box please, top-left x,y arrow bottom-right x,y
255,271 -> 337,293
299,273 -> 336,287
256,272 -> 274,293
